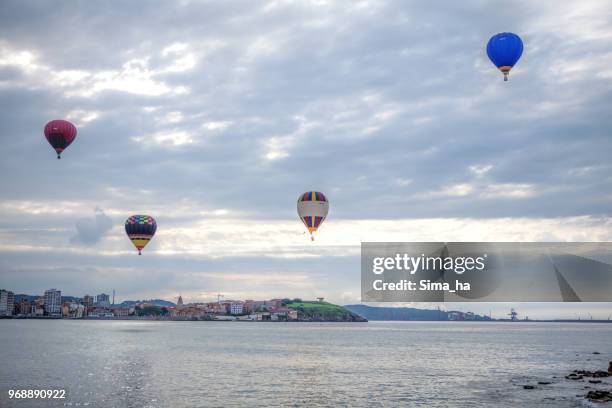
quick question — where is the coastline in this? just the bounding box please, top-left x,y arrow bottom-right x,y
3,316 -> 612,323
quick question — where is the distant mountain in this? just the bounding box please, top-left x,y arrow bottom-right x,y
118,299 -> 176,308
14,294 -> 38,302
14,294 -> 81,303
343,304 -> 448,321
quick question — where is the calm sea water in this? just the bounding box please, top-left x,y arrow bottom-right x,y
0,320 -> 611,407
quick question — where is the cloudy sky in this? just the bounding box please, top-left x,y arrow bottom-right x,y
1,1 -> 611,318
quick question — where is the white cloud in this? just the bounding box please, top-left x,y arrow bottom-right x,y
152,130 -> 195,146
202,121 -> 231,130
82,58 -> 172,96
434,183 -> 475,197
0,47 -> 38,71
481,183 -> 536,199
163,111 -> 184,124
66,110 -> 100,126
2,210 -> 612,258
469,164 -> 493,177
263,136 -> 291,160
162,42 -> 189,56
261,116 -> 319,160
0,200 -> 87,215
393,178 -> 413,187
0,42 -> 192,97
161,42 -> 197,73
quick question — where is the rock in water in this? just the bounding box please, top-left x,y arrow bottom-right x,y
586,390 -> 612,402
570,369 -> 610,378
608,361 -> 612,374
592,371 -> 609,378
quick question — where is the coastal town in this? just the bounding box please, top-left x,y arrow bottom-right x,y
0,288 -> 365,322
1,288 -> 537,323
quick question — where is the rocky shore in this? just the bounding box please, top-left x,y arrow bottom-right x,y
576,361 -> 612,403
521,359 -> 612,404
566,361 -> 612,403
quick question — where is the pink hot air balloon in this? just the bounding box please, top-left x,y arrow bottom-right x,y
44,119 -> 77,159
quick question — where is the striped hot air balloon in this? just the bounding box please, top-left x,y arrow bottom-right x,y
297,191 -> 329,241
125,215 -> 157,255
44,119 -> 77,159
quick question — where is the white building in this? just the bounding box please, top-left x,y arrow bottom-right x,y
230,302 -> 244,315
70,303 -> 85,318
0,289 -> 15,316
44,289 -> 61,315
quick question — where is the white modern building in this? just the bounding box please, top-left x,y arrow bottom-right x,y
44,289 -> 61,315
0,289 -> 15,316
230,302 -> 244,315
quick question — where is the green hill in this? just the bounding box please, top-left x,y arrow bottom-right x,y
286,300 -> 367,322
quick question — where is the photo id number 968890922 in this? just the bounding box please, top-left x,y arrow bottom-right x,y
7,389 -> 67,399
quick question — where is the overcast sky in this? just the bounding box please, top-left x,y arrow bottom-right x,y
1,1 -> 611,319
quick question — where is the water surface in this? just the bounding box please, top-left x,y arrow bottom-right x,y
1,320 -> 611,407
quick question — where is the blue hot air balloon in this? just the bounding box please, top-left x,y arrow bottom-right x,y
486,32 -> 523,81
